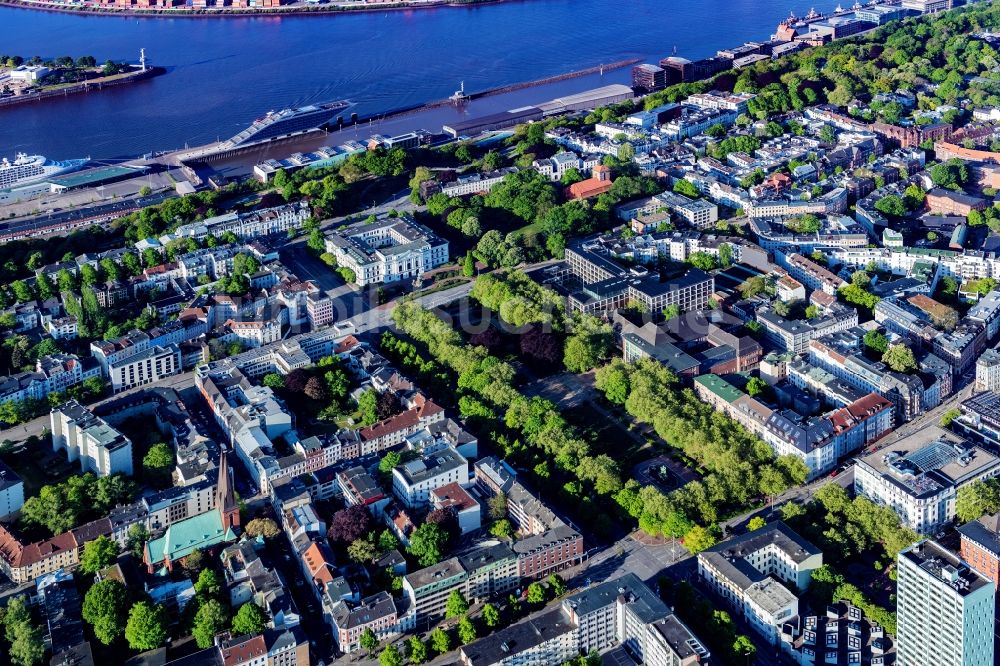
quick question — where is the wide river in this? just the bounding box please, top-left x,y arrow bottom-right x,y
0,0 -> 839,160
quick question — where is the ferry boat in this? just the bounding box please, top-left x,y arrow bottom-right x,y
0,153 -> 88,191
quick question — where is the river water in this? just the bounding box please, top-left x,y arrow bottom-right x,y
0,0 -> 837,159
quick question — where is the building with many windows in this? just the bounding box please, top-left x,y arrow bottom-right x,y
958,513 -> 1000,588
324,215 -> 449,286
975,349 -> 1000,392
563,237 -> 715,315
403,543 -> 518,623
698,522 -> 822,644
168,201 -> 311,242
654,191 -> 719,228
328,591 -> 408,654
51,400 -> 134,477
854,427 -> 1000,533
473,457 -> 585,579
0,460 -> 24,520
391,446 -> 468,510
460,573 -> 710,666
106,343 -> 182,393
896,540 -> 994,666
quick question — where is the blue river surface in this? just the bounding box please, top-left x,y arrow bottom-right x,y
0,0 -> 839,160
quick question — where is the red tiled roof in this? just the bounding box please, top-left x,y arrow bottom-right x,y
430,482 -> 477,512
566,178 -> 614,200
360,409 -> 419,442
302,542 -> 336,587
222,635 -> 267,666
359,400 -> 442,441
828,393 -> 892,432
335,335 -> 361,354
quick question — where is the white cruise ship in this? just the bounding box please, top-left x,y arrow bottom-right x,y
0,153 -> 89,191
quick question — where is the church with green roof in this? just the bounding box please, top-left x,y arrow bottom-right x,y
144,451 -> 241,574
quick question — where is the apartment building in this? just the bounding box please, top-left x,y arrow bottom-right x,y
442,168 -> 518,197
533,151 -> 587,182
391,445 -> 468,510
474,457 -> 585,578
430,483 -> 481,534
328,591 -> 407,654
897,540 -> 994,666
695,374 -> 893,478
784,253 -> 847,295
169,201 -> 311,242
403,543 -> 518,623
0,352 -> 101,407
958,513 -> 1000,588
51,400 -> 134,477
756,305 -> 858,354
461,573 -> 709,666
512,524 -> 585,580
107,344 -> 182,393
655,191 -> 719,228
0,461 -> 24,520
975,349 -> 1000,392
223,318 -> 283,349
698,522 -> 822,644
807,330 -> 926,422
0,516 -> 112,583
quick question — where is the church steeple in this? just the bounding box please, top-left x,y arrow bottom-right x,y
216,449 -> 240,530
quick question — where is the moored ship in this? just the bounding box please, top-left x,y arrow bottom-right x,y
0,153 -> 89,191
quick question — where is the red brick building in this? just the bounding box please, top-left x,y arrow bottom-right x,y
512,524 -> 585,579
925,188 -> 987,216
958,514 -> 1000,587
566,165 -> 613,200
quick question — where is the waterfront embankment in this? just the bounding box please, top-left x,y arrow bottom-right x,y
0,0 -> 510,18
0,66 -> 166,109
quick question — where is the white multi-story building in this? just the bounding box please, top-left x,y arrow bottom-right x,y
533,152 -> 592,182
854,427 -> 1000,533
44,316 -> 78,340
698,522 -> 822,645
967,289 -> 1000,342
747,189 -> 848,218
900,0 -> 951,13
0,461 -> 24,520
176,245 -> 240,282
325,215 -> 449,287
783,253 -> 847,295
686,90 -> 755,113
91,329 -> 151,378
897,540 -> 994,666
655,191 -> 719,228
51,400 -> 134,477
391,446 -> 468,510
461,573 -> 710,666
106,344 -> 182,393
757,305 -> 858,354
404,543 -> 518,624
975,349 -> 1000,392
196,366 -> 295,494
223,318 -> 283,349
441,168 -> 518,197
167,201 -> 311,242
